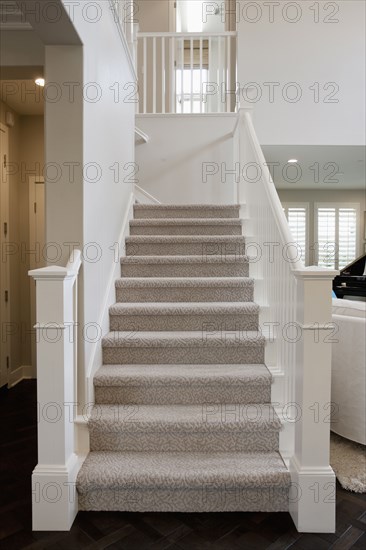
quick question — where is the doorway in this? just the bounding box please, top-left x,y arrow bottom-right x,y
0,122 -> 9,388
29,176 -> 45,377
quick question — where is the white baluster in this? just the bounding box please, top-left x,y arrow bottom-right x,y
143,37 -> 147,113
161,36 -> 165,114
153,36 -> 156,114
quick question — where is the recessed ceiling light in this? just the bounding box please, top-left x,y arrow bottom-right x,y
288,159 -> 298,163
35,78 -> 45,87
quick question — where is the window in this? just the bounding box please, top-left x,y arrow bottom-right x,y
176,68 -> 209,113
176,39 -> 209,113
283,203 -> 309,264
315,204 -> 359,269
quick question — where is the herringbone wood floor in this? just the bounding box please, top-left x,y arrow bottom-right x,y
0,381 -> 365,550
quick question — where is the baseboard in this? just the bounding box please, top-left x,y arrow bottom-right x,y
289,455 -> 336,533
8,365 -> 34,388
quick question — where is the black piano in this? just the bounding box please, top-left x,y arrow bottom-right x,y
333,253 -> 366,299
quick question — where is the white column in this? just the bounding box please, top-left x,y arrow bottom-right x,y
29,266 -> 80,531
290,267 -> 338,533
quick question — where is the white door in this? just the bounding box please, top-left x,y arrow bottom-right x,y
29,176 -> 45,377
0,124 -> 9,388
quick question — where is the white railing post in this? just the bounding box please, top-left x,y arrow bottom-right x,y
29,251 -> 82,531
290,268 -> 338,533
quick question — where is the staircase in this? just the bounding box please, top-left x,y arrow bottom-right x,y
77,204 -> 291,512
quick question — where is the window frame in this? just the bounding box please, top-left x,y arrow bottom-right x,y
282,202 -> 310,266
314,202 -> 360,270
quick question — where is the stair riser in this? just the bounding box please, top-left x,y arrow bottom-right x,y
78,486 -> 289,512
120,263 -> 249,278
94,384 -> 271,405
110,313 -> 259,332
126,242 -> 245,256
116,286 -> 254,303
134,207 -> 240,219
89,430 -> 279,453
130,225 -> 242,236
103,345 -> 265,365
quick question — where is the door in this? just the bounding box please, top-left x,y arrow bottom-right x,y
0,123 -> 9,388
29,176 -> 45,377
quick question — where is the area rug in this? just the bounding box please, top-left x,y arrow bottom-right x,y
330,432 -> 366,493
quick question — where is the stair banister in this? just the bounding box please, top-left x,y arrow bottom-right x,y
29,250 -> 83,531
137,31 -> 237,114
134,184 -> 162,205
236,107 -> 338,532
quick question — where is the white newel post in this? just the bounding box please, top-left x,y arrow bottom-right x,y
29,256 -> 81,531
290,268 -> 339,533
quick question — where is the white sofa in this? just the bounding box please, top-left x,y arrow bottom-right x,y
331,298 -> 366,444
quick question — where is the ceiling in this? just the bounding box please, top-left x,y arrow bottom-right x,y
262,145 -> 366,190
0,1 -> 32,30
0,79 -> 44,115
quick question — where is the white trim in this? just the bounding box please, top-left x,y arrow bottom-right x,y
109,0 -> 137,81
138,32 -> 237,38
134,185 -> 161,204
282,202 -> 310,266
135,126 -> 150,143
289,455 -> 336,533
32,452 -> 86,531
29,175 -> 45,379
314,202 -> 360,269
136,112 -> 238,119
8,365 -> 34,388
28,175 -> 45,270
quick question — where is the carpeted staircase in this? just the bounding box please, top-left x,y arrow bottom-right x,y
77,204 -> 291,512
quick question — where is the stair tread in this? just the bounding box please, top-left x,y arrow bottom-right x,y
130,218 -> 242,225
94,363 -> 271,386
115,277 -> 254,288
126,235 -> 245,243
89,403 -> 281,431
134,204 -> 240,210
77,451 -> 290,491
121,255 -> 249,264
109,302 -> 259,316
103,331 -> 265,347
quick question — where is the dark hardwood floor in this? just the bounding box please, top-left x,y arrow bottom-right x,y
0,380 -> 365,550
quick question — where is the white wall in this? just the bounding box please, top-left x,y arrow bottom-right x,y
135,114 -> 237,203
237,0 -> 365,145
44,2 -> 135,403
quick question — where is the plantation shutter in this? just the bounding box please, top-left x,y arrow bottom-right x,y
338,208 -> 357,269
316,205 -> 358,269
317,207 -> 336,268
283,205 -> 308,263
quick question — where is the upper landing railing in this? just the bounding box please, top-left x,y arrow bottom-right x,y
137,31 -> 237,114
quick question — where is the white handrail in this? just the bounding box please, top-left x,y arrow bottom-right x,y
135,126 -> 150,143
134,184 -> 161,204
110,0 -> 137,79
138,31 -> 237,38
66,248 -> 82,276
243,112 -> 304,270
236,108 -> 337,532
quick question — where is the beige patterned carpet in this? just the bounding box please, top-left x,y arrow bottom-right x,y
330,432 -> 366,493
